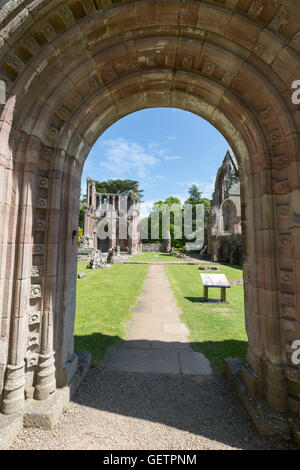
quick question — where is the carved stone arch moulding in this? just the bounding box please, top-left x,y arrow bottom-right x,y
0,0 -> 299,446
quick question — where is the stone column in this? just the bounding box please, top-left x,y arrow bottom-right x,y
0,162 -> 17,407
130,197 -> 141,254
241,163 -> 288,413
34,159 -> 62,401
111,196 -> 117,250
2,136 -> 37,414
91,181 -> 96,208
87,177 -> 92,206
53,154 -> 81,388
93,215 -> 97,250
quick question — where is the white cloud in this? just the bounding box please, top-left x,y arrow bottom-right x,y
175,178 -> 215,199
148,142 -> 160,151
140,200 -> 156,218
152,174 -> 165,180
98,137 -> 183,181
100,138 -> 159,179
80,183 -> 86,198
164,156 -> 183,161
98,137 -> 184,181
147,141 -> 183,161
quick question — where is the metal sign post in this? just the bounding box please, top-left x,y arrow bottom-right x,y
200,273 -> 231,303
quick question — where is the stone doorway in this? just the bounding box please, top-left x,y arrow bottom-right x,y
0,0 -> 299,445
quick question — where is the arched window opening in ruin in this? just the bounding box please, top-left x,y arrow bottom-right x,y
217,173 -> 225,207
222,200 -> 237,233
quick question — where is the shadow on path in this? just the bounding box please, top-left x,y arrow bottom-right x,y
72,334 -> 282,450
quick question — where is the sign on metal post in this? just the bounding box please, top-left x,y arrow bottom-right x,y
200,273 -> 231,303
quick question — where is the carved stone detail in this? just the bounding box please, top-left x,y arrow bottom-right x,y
30,284 -> 42,299
274,180 -> 289,195
279,234 -> 292,249
38,177 -> 49,189
31,266 -> 44,277
281,292 -> 295,307
280,270 -> 294,284
25,354 -> 39,368
34,353 -> 56,401
41,147 -> 53,161
37,198 -> 48,209
269,129 -> 283,146
27,333 -> 40,349
32,245 -> 45,255
28,311 -> 41,326
2,363 -> 25,414
277,205 -> 290,218
35,220 -> 46,231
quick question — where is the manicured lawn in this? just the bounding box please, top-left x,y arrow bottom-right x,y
165,264 -> 247,370
75,262 -> 149,365
131,252 -> 180,262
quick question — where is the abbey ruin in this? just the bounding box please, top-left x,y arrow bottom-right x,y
0,0 -> 299,447
83,177 -> 141,254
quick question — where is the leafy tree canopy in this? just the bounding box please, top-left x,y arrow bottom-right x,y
185,185 -> 211,214
79,179 -> 143,228
154,196 -> 181,208
79,195 -> 87,229
186,184 -> 203,203
94,179 -> 143,198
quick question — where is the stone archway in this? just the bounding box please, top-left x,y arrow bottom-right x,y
221,199 -> 238,233
0,0 -> 299,444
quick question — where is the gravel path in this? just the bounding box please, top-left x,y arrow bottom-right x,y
11,369 -> 285,450
10,265 -> 286,450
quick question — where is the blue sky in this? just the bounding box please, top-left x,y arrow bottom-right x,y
82,108 -> 230,217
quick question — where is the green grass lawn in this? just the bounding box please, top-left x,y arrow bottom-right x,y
75,262 -> 149,365
165,264 -> 247,370
131,252 -> 180,262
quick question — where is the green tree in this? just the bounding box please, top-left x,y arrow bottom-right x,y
185,185 -> 211,227
94,179 -> 143,199
184,185 -> 211,250
161,196 -> 181,207
79,195 -> 87,229
145,197 -> 184,248
78,227 -> 83,244
79,179 -> 143,229
186,184 -> 202,202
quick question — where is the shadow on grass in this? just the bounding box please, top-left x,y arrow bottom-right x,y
75,333 -> 123,366
184,296 -> 230,304
184,296 -> 202,303
71,334 -> 280,450
185,254 -> 243,271
217,262 -> 243,270
156,253 -> 177,257
190,339 -> 248,370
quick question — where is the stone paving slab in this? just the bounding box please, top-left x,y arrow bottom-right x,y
179,351 -> 212,375
125,340 -> 153,349
102,265 -> 212,376
133,311 -> 179,321
163,322 -> 189,335
102,348 -> 180,374
151,341 -> 192,351
124,339 -> 192,351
